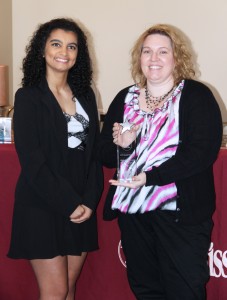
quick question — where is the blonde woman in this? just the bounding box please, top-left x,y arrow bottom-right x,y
99,24 -> 222,300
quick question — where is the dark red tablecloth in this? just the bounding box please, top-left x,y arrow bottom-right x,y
206,148 -> 227,300
0,144 -> 227,300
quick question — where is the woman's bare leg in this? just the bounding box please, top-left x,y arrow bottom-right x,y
30,256 -> 68,300
66,252 -> 87,300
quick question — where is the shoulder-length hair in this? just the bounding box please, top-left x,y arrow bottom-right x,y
131,24 -> 195,88
22,18 -> 92,96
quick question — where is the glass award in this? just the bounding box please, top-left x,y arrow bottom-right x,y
117,121 -> 138,182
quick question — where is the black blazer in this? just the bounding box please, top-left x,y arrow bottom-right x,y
13,77 -> 103,217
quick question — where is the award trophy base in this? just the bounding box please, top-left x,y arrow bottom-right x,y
117,140 -> 137,182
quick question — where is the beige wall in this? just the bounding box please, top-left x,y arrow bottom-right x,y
0,0 -> 12,103
10,0 -> 227,120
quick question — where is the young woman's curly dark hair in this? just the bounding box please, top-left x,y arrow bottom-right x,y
22,18 -> 92,96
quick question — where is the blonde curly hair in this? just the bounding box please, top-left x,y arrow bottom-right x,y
131,24 -> 196,87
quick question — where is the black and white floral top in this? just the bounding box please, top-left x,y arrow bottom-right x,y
63,99 -> 89,150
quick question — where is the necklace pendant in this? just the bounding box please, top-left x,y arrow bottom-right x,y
145,85 -> 175,111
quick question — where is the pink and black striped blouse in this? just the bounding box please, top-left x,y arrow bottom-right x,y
112,80 -> 184,213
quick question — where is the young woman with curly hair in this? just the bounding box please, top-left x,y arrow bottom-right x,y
8,18 -> 103,300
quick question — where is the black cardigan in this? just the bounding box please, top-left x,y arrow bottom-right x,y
99,80 -> 223,224
13,77 -> 103,217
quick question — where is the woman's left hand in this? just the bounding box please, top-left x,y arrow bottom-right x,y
70,205 -> 93,223
109,172 -> 146,189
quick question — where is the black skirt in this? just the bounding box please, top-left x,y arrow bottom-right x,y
7,148 -> 98,259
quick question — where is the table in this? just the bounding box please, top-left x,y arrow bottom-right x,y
0,144 -> 227,300
206,148 -> 227,299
